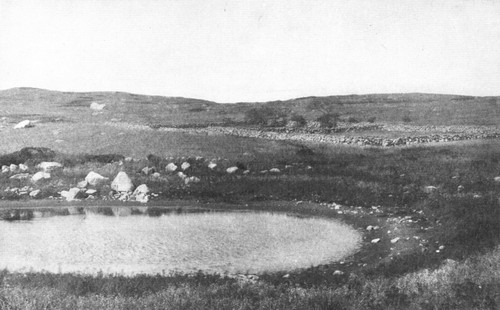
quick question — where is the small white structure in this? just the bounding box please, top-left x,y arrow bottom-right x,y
13,120 -> 33,129
90,102 -> 106,111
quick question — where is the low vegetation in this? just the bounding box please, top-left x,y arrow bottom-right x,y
1,88 -> 500,309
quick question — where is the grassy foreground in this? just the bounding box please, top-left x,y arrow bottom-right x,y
1,138 -> 500,308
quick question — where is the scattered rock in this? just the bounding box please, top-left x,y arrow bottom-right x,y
18,164 -> 28,171
37,162 -> 63,171
226,166 -> 238,174
10,173 -> 29,179
457,185 -> 465,193
29,189 -> 41,197
61,187 -> 82,201
77,180 -> 88,188
1,165 -> 9,173
181,162 -> 191,171
13,120 -> 33,129
85,171 -> 109,186
391,237 -> 400,244
177,172 -> 187,179
85,189 -> 97,195
371,238 -> 381,243
132,184 -> 150,203
90,102 -> 106,111
208,162 -> 217,170
184,176 -> 200,185
423,186 -> 438,194
269,168 -> 281,173
111,172 -> 134,192
165,163 -> 178,172
31,171 -> 51,182
333,270 -> 344,276
9,164 -> 18,172
141,166 -> 155,175
152,172 -> 161,178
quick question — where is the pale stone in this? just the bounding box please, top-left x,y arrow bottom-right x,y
85,171 -> 109,186
29,189 -> 41,197
165,163 -> 178,172
181,162 -> 191,171
371,238 -> 381,243
37,162 -> 63,171
226,166 -> 238,174
208,162 -> 217,169
31,171 -> 51,182
13,120 -> 32,129
18,164 -> 28,171
61,188 -> 82,201
111,172 -> 134,192
77,180 -> 88,188
10,173 -> 29,179
132,184 -> 150,203
9,164 -> 18,172
269,168 -> 281,173
90,102 -> 105,110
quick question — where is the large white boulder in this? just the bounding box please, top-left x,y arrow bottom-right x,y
165,163 -> 178,172
132,184 -> 150,203
37,162 -> 63,171
32,171 -> 51,182
111,171 -> 134,192
90,102 -> 105,110
226,166 -> 238,174
1,165 -> 9,173
85,171 -> 109,186
9,164 -> 18,172
13,120 -> 33,129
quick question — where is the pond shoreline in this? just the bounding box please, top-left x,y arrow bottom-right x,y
0,198 -> 419,286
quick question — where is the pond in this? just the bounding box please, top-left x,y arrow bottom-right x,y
0,209 -> 362,275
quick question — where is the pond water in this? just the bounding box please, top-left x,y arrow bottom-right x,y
0,210 -> 362,275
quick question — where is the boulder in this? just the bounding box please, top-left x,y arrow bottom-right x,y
31,171 -> 51,182
1,165 -> 8,173
141,166 -> 155,175
85,171 -> 109,186
226,166 -> 238,174
423,186 -> 438,194
37,162 -> 63,171
18,164 -> 28,171
111,171 -> 134,192
61,187 -> 82,201
13,120 -> 33,129
132,184 -> 149,203
152,172 -> 161,178
184,176 -> 200,185
208,162 -> 217,170
90,102 -> 105,111
10,173 -> 30,179
269,168 -> 281,173
371,238 -> 381,244
181,162 -> 191,171
9,164 -> 18,172
85,189 -> 97,195
29,189 -> 41,198
165,163 -> 178,172
77,180 -> 88,188
177,171 -> 187,179
494,176 -> 500,182
391,237 -> 400,244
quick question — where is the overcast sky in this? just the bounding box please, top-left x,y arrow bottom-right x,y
1,0 -> 499,102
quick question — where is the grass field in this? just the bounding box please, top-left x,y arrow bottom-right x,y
0,88 -> 500,309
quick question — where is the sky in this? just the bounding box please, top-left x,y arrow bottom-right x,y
1,0 -> 499,102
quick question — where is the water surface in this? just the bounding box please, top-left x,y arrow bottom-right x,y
0,211 -> 361,275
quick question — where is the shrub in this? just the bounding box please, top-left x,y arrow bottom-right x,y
402,115 -> 412,123
289,114 -> 307,127
244,107 -> 287,127
347,116 -> 359,123
316,113 -> 339,128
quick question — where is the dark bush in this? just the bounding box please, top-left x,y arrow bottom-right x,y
244,107 -> 287,127
402,115 -> 412,123
367,116 -> 376,123
0,147 -> 56,165
289,114 -> 307,127
316,113 -> 339,128
347,116 -> 359,123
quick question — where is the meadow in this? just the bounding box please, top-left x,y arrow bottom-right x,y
0,88 -> 499,309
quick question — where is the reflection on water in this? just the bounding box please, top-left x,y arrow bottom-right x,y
0,210 -> 361,275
